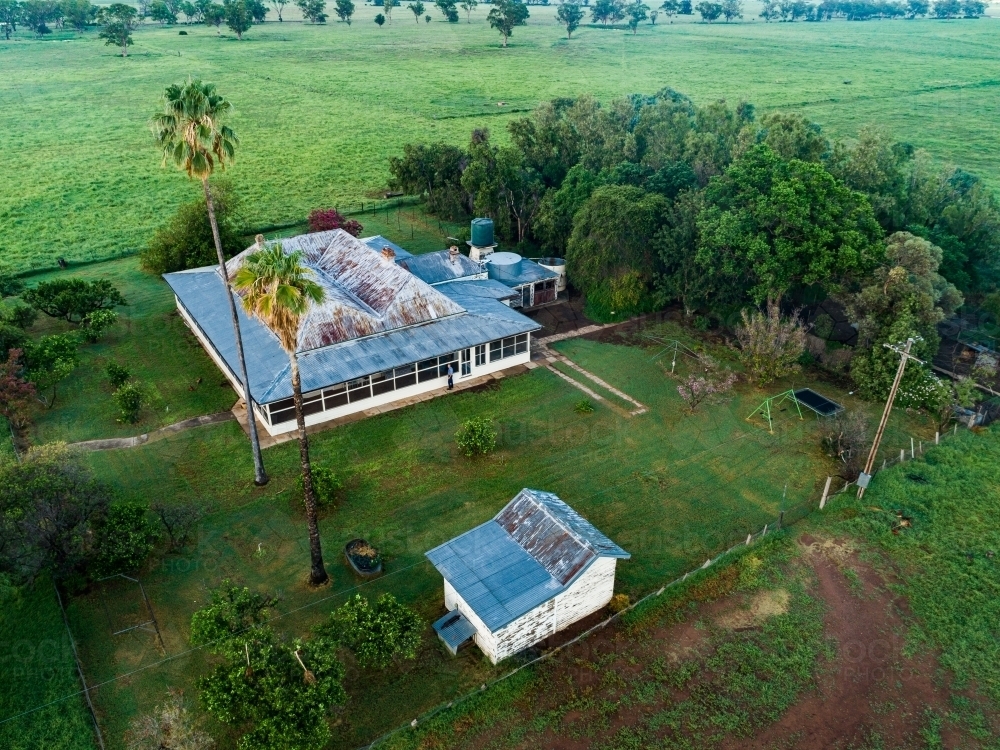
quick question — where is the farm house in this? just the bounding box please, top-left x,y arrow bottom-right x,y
426,489 -> 631,664
163,228 -> 543,435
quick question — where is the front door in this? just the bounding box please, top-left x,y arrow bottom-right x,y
461,348 -> 471,376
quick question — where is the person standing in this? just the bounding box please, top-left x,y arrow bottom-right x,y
447,363 -> 455,390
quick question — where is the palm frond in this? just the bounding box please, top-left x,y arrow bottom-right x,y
149,78 -> 237,182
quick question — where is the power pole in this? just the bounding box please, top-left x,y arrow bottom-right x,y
857,338 -> 923,499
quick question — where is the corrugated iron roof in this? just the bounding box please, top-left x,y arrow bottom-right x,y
397,250 -> 485,286
163,266 -> 540,404
491,258 -> 559,289
223,230 -> 465,352
425,489 -> 629,631
360,235 -> 413,259
435,278 -> 518,302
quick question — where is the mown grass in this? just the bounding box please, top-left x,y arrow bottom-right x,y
0,582 -> 97,750
3,12 -> 1000,270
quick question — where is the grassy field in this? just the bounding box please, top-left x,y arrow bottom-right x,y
3,11 -> 1000,270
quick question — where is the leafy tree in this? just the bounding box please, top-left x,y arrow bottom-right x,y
149,0 -> 178,22
649,8 -> 657,21
932,0 -> 959,15
334,0 -> 353,21
106,361 -> 132,388
382,0 -> 395,21
759,0 -> 778,18
93,501 -> 159,576
591,0 -> 621,22
232,246 -> 329,585
654,189 -> 719,317
846,231 -> 963,405
0,0 -> 20,40
461,131 -> 544,242
0,443 -> 112,586
459,0 -> 475,19
676,356 -> 737,412
23,333 -> 79,408
506,99 -> 583,187
534,164 -> 602,254
660,0 -> 679,15
142,183 -> 245,274
98,3 -> 139,55
756,112 -> 827,162
190,580 -> 276,656
269,0 -> 286,19
826,126 -> 911,231
695,0 -> 721,19
223,0 -> 252,37
315,593 -> 422,668
179,0 -> 200,21
0,349 -> 36,431
720,0 -> 740,19
152,501 -> 202,551
373,9 -> 384,22
79,309 -> 118,343
434,0 -> 458,20
425,12 -> 431,20
20,0 -> 57,34
294,466 -> 341,508
567,184 -> 668,318
23,279 -> 126,324
625,0 -> 647,31
151,79 -> 268,486
406,0 -> 422,18
487,0 -> 528,46
960,0 -> 985,16
454,416 -> 497,456
295,0 -> 326,20
0,298 -> 37,330
61,0 -> 95,30
112,380 -> 147,423
679,0 -> 691,11
733,301 -> 806,385
696,144 -> 884,305
124,690 -> 215,750
646,161 -> 696,199
246,0 -> 268,21
905,0 -> 928,15
202,1 -> 224,27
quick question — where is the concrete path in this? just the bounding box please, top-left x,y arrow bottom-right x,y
69,411 -> 235,451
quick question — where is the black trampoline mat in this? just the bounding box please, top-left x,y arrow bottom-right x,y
793,388 -> 844,416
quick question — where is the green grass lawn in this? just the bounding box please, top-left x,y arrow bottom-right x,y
3,12 -> 1000,270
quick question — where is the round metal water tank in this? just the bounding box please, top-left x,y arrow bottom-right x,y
537,257 -> 567,292
471,218 -> 495,248
485,252 -> 523,283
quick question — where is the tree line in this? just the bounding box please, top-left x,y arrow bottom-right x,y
388,88 -> 1000,408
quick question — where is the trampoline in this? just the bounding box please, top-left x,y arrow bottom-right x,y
793,388 -> 844,417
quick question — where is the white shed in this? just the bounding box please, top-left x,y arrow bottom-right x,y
425,489 -> 630,664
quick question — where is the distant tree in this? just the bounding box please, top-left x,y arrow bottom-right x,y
424,11 -> 430,18
905,0 -> 928,15
695,0 -> 721,20
61,0 -> 96,30
0,0 -> 20,39
734,301 -> 806,386
556,0 -> 583,36
590,0 -> 615,22
679,0 -> 691,11
960,0 -> 984,16
720,0 -> 740,19
295,0 -> 326,20
20,0 -> 58,34
0,349 -> 36,431
23,333 -> 78,409
315,593 -> 422,668
246,0 -> 268,21
223,0 -> 252,36
649,8 -> 657,21
149,0 -> 178,22
487,0 -> 528,46
269,0 -> 287,19
24,279 -> 126,325
435,0 -> 459,20
660,0 -> 679,15
382,0 -> 395,21
406,0 -> 423,19
459,0 -> 476,19
179,0 -> 200,20
625,0 -> 647,31
373,10 -> 384,23
334,0 -> 353,21
931,0 -> 959,15
759,0 -> 778,18
201,0 -> 223,26
124,690 -> 215,750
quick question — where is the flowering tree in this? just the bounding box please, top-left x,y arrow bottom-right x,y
307,208 -> 363,237
0,349 -> 36,429
676,356 -> 737,412
734,301 -> 806,386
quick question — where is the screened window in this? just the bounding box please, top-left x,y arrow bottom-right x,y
489,334 -> 529,362
347,376 -> 372,403
323,383 -> 348,410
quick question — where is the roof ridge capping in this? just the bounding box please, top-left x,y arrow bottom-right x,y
499,488 -> 630,560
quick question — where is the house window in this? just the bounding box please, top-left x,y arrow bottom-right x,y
268,396 -> 296,425
323,383 -> 348,410
417,358 -> 439,383
438,352 -> 458,377
371,370 -> 395,396
393,364 -> 417,389
489,334 -> 529,363
347,376 -> 372,403
475,344 -> 486,367
302,390 -> 325,416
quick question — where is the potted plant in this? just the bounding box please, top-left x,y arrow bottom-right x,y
344,538 -> 383,577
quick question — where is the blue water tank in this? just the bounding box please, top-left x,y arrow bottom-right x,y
471,218 -> 494,248
485,252 -> 523,283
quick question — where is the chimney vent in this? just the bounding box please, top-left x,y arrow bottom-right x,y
449,245 -> 460,264
381,246 -> 395,260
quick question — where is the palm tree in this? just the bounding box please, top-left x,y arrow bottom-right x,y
233,245 -> 329,586
150,79 -> 268,487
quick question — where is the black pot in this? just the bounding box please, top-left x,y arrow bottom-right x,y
344,538 -> 383,577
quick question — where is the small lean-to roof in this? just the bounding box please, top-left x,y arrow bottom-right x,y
223,230 -> 465,352
436,278 -> 518,302
489,257 -> 559,289
425,489 -> 629,632
360,235 -> 413,260
397,250 -> 485,286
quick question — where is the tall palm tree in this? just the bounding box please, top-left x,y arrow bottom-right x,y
233,245 -> 329,586
150,78 -> 268,487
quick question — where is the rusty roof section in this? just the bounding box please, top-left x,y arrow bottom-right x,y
224,230 -> 465,352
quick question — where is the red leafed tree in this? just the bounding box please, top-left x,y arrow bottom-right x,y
0,349 -> 37,429
308,208 -> 363,237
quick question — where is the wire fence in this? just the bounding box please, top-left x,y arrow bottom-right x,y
360,417 -> 976,749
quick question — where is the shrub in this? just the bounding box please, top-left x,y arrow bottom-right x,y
608,593 -> 631,613
142,183 -> 245,275
0,300 -> 38,330
23,278 -> 126,324
106,361 -> 132,389
574,399 -> 594,414
821,411 -> 870,481
677,356 -> 737,413
455,416 -> 497,457
0,349 -> 36,430
734,301 -> 807,386
295,467 -> 343,508
316,593 -> 422,668
79,309 -> 118,343
152,501 -> 202,551
124,690 -> 213,750
113,381 -> 147,423
93,501 -> 160,576
307,208 -> 363,237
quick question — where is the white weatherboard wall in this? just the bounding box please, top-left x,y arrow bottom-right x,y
444,557 -> 619,664
176,295 -> 531,435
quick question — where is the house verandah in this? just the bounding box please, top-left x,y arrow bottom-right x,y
165,229 -> 541,436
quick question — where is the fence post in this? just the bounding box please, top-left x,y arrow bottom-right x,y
882,458 -> 886,470
900,449 -> 905,462
819,476 -> 832,509
919,440 -> 923,454
911,437 -> 915,458
935,431 -> 939,445
954,423 -> 958,436
746,533 -> 752,545
762,523 -> 768,537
